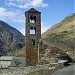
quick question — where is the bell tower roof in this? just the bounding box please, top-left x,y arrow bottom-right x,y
25,8 -> 41,13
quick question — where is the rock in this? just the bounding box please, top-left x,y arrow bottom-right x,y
0,20 -> 25,56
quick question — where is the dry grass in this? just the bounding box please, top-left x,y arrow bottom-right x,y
42,13 -> 75,57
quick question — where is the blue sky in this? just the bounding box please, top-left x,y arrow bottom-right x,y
0,0 -> 74,35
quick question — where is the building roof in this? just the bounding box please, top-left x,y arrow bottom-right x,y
0,56 -> 14,61
25,8 -> 41,13
0,56 -> 26,61
58,60 -> 68,63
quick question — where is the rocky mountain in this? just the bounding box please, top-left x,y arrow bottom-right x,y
42,13 -> 75,57
0,20 -> 25,56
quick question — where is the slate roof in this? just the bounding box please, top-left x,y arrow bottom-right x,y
25,8 -> 41,13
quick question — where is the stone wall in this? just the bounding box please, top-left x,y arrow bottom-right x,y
0,64 -> 56,75
0,56 -> 25,68
25,8 -> 41,65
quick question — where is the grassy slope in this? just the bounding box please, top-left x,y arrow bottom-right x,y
42,13 -> 75,57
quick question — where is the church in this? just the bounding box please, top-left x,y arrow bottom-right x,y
25,8 -> 41,66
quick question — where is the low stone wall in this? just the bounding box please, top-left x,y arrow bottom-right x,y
0,64 -> 56,75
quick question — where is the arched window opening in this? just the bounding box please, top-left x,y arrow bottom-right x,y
30,26 -> 33,30
30,27 -> 36,34
32,39 -> 35,46
30,15 -> 36,23
34,16 -> 36,23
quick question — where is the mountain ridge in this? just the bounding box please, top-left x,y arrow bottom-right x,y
42,13 -> 75,57
0,20 -> 25,56
42,13 -> 75,38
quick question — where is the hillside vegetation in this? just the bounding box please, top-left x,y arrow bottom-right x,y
42,13 -> 75,57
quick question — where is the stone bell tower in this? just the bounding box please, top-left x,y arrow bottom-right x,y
25,8 -> 41,65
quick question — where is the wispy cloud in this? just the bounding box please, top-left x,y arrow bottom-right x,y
5,0 -> 48,8
0,7 -> 25,35
0,7 -> 24,24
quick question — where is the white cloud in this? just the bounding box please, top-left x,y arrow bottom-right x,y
0,7 -> 6,16
0,7 -> 25,35
0,7 -> 24,24
31,0 -> 48,7
5,0 -> 48,8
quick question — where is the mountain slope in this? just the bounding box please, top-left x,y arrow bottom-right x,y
0,20 -> 25,56
42,13 -> 75,57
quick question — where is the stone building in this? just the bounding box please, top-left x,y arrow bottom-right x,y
0,56 -> 25,68
25,8 -> 41,66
